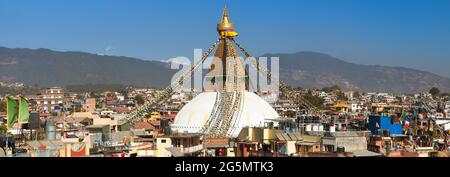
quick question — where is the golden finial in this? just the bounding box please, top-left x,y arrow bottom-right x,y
221,5 -> 230,24
217,5 -> 238,37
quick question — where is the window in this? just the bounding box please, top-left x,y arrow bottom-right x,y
161,139 -> 167,143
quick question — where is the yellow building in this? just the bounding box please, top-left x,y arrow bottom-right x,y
332,102 -> 350,113
150,112 -> 162,120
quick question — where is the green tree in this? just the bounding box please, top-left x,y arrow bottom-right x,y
353,91 -> 361,99
395,96 -> 403,103
429,87 -> 440,97
134,95 -> 145,105
444,97 -> 450,102
440,92 -> 450,97
337,92 -> 348,101
302,93 -> 324,108
323,85 -> 341,92
0,124 -> 7,135
119,89 -> 128,97
75,105 -> 82,112
89,92 -> 97,98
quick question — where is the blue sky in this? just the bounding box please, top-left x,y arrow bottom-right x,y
1,0 -> 450,77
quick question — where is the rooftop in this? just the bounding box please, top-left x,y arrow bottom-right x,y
26,140 -> 65,149
133,122 -> 155,130
275,132 -> 302,141
55,117 -> 92,124
327,131 -> 362,137
351,150 -> 382,157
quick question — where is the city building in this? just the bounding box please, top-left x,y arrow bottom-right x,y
29,87 -> 65,112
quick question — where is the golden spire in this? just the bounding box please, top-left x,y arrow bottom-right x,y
220,5 -> 230,24
217,5 -> 238,37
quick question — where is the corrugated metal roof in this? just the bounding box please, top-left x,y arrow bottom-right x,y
275,133 -> 286,141
283,133 -> 292,141
287,132 -> 302,141
276,132 -> 302,141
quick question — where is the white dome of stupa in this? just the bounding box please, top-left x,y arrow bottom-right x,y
170,91 -> 280,137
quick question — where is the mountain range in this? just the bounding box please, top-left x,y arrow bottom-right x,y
1,47 -> 449,94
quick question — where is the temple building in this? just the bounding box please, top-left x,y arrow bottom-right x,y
170,7 -> 280,138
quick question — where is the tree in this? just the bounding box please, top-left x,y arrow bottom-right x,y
302,93 -> 324,109
429,87 -> 440,97
0,124 -> 7,135
337,92 -> 348,101
0,100 -> 5,112
134,95 -> 145,105
89,92 -> 97,98
353,91 -> 361,99
395,96 -> 403,103
440,92 -> 450,97
119,89 -> 128,97
322,85 -> 341,92
330,85 -> 341,91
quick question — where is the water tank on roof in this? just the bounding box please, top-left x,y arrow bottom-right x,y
313,125 -> 319,132
330,126 -> 336,133
306,125 -> 312,132
45,120 -> 56,140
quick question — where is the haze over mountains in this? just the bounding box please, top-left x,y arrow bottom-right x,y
1,47 -> 449,94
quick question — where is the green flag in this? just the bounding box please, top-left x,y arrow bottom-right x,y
18,96 -> 30,124
399,109 -> 407,123
6,96 -> 19,128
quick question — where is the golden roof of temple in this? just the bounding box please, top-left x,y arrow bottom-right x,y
205,6 -> 246,92
217,6 -> 238,37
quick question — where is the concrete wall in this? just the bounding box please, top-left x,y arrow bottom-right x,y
335,137 -> 367,152
323,136 -> 368,152
155,137 -> 172,157
286,141 -> 297,156
227,147 -> 235,157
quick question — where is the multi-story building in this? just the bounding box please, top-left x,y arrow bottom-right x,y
29,87 -> 65,112
350,102 -> 365,113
